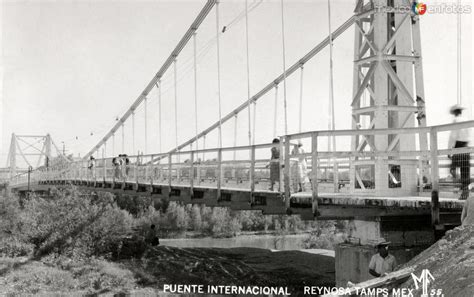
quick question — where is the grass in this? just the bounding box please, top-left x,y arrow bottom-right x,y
0,256 -> 137,296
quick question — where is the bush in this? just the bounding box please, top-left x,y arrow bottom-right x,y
0,193 -> 21,233
17,190 -> 133,258
0,256 -> 136,295
72,259 -> 136,292
115,194 -> 153,216
209,207 -> 241,237
0,236 -> 34,257
0,259 -> 78,294
301,221 -> 347,250
236,211 -> 266,231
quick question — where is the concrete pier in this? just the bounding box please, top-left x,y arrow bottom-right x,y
335,243 -> 427,286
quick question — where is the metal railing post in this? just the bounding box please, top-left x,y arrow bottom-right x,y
430,128 -> 440,226
284,136 -> 291,208
93,161 -> 97,183
150,155 -> 155,185
250,145 -> 256,204
217,148 -> 222,200
103,159 -> 107,182
168,153 -> 172,190
134,158 -> 138,183
190,151 -> 195,198
196,156 -> 201,184
311,133 -> 319,216
146,156 -> 150,183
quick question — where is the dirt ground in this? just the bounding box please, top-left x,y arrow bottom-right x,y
120,246 -> 335,295
0,246 -> 335,296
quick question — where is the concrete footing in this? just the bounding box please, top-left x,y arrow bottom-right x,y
336,216 -> 436,286
335,243 -> 427,286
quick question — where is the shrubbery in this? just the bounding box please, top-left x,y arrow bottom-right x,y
132,201 -> 314,238
1,188 -> 133,259
0,256 -> 136,295
302,221 -> 348,250
1,187 -> 346,258
0,187 -> 347,295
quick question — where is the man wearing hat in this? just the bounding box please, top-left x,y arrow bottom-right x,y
369,240 -> 397,278
448,104 -> 471,200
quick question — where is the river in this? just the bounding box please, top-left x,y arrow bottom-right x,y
160,233 -> 335,257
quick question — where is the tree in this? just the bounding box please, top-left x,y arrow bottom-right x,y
190,204 -> 203,231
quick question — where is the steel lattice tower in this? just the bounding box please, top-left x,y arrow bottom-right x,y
350,0 -> 428,196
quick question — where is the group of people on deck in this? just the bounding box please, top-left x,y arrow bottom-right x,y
112,154 -> 131,179
268,138 -> 309,192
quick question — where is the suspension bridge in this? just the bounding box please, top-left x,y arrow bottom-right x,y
2,0 -> 472,285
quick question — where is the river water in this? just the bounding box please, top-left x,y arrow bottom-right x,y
161,233 -> 334,257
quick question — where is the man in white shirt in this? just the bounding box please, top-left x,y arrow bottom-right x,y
448,104 -> 472,200
369,241 -> 397,278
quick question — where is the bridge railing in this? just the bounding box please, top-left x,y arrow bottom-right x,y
282,120 -> 474,203
10,121 -> 474,208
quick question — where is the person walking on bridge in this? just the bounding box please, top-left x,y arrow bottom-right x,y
88,156 -> 96,179
448,104 -> 472,200
291,141 -> 308,192
268,138 -> 281,191
113,156 -> 122,180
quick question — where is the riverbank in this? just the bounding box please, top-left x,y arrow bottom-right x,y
0,245 -> 335,296
119,246 -> 336,295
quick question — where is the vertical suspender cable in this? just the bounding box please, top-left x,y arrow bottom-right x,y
174,59 -> 178,151
245,0 -> 252,146
104,142 -> 107,158
203,135 -> 206,161
132,112 -> 135,154
193,32 -> 199,151
144,96 -> 148,154
233,114 -> 238,160
273,85 -> 278,138
298,66 -> 304,133
252,102 -> 257,145
156,81 -> 162,153
216,1 -> 223,148
112,134 -> 115,156
121,124 -> 125,153
457,0 -> 461,105
280,0 -> 288,135
327,0 -> 336,152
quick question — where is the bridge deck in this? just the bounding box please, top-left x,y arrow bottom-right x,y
14,179 -> 464,216
290,192 -> 464,210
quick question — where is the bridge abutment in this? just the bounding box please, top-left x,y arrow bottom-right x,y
335,243 -> 427,286
335,215 -> 435,286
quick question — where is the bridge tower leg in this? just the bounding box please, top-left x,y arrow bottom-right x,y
351,0 -> 428,196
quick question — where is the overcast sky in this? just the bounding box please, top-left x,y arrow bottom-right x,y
1,0 -> 472,166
